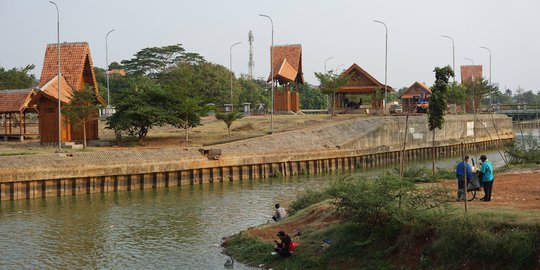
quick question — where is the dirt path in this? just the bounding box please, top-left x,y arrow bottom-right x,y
441,170 -> 540,210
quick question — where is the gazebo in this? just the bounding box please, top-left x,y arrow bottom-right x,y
399,81 -> 431,111
268,44 -> 304,113
0,89 -> 38,141
28,42 -> 106,144
336,63 -> 393,110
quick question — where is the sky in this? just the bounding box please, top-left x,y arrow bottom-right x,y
1,0 -> 539,93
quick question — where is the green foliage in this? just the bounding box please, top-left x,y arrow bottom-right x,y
433,214 -> 539,269
315,71 -> 350,115
463,78 -> 496,111
237,75 -> 270,108
428,66 -> 453,131
63,86 -> 101,147
106,77 -> 182,142
298,83 -> 328,109
0,65 -> 36,90
396,166 -> 454,182
505,136 -> 540,164
289,189 -> 330,215
215,111 -> 244,136
446,81 -> 468,105
327,175 -> 449,227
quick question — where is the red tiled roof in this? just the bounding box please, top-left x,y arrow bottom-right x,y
338,63 -> 393,94
0,89 -> 36,113
29,75 -> 74,106
268,44 -> 304,84
400,81 -> 432,99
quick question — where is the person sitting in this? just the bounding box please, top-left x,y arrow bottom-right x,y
479,155 -> 495,201
274,231 -> 292,257
455,155 -> 473,201
272,204 -> 287,222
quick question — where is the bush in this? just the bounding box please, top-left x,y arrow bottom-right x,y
289,189 -> 330,215
505,135 -> 540,164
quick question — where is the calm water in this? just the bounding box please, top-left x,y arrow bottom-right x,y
0,128 -> 537,269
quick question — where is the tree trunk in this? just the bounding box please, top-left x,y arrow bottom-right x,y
82,119 -> 87,149
227,126 -> 231,136
432,129 -> 436,175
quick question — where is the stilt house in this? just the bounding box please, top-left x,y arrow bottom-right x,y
268,44 -> 304,113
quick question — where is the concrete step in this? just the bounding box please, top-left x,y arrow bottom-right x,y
64,143 -> 83,149
63,142 -> 76,146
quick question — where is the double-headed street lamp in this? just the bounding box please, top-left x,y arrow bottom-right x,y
479,46 -> 492,107
441,35 -> 455,82
373,20 -> 388,112
49,0 -> 61,151
259,14 -> 274,134
105,29 -> 115,110
324,57 -> 334,73
230,41 -> 241,110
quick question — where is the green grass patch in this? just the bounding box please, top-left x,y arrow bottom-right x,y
0,151 -> 38,156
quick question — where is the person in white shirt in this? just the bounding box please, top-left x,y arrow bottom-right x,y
272,204 -> 287,222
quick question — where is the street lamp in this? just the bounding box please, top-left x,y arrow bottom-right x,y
441,35 -> 455,82
336,64 -> 345,73
230,41 -> 241,111
49,0 -> 61,151
480,46 -> 492,107
324,57 -> 334,73
259,14 -> 274,134
105,28 -> 115,111
373,20 -> 388,113
464,58 -> 474,65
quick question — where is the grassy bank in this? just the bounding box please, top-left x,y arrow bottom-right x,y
223,174 -> 540,270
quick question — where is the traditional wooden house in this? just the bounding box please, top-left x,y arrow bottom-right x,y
28,42 -> 105,143
0,89 -> 38,141
336,64 -> 393,110
399,81 -> 431,110
268,44 -> 304,113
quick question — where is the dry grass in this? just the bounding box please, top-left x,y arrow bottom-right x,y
0,114 -> 359,155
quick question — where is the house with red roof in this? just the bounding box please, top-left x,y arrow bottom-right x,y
29,42 -> 105,143
399,81 -> 432,111
0,89 -> 38,141
268,44 -> 303,113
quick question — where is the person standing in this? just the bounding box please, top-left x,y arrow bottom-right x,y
455,155 -> 473,201
479,155 -> 495,201
272,204 -> 287,222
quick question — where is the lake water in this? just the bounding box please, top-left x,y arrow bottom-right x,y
0,128 -> 537,269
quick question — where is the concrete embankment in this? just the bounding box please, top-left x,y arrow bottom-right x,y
0,114 -> 513,201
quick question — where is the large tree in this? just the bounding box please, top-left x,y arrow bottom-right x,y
63,87 -> 100,148
428,66 -> 454,174
298,83 -> 327,109
315,71 -> 350,116
0,65 -> 36,90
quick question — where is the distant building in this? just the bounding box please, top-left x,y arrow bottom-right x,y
336,63 -> 393,110
399,81 -> 431,111
29,42 -> 106,144
268,44 -> 303,113
460,65 -> 483,84
0,89 -> 38,141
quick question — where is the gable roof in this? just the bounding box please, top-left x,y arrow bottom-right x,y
400,81 -> 432,99
268,44 -> 304,84
0,89 -> 36,113
35,42 -> 105,105
338,63 -> 393,94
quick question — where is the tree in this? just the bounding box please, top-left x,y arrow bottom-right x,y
315,71 -> 350,116
63,87 -> 100,148
215,111 -> 244,136
428,66 -> 454,174
106,77 -> 181,143
0,65 -> 36,90
238,75 -> 270,107
298,83 -> 327,109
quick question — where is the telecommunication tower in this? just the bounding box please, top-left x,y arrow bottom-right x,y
248,31 -> 254,79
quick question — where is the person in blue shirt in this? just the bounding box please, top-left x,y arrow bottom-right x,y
455,155 -> 473,201
479,155 -> 495,201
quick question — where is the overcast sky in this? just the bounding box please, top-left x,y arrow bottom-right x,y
1,0 -> 539,92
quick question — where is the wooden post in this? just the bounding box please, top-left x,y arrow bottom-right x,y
19,112 -> 23,141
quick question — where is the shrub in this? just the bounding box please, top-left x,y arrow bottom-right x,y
505,135 -> 540,164
289,189 -> 330,215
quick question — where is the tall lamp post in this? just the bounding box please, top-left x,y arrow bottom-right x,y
441,35 -> 455,82
259,14 -> 274,134
105,28 -> 115,112
480,46 -> 492,107
49,1 -> 61,151
373,20 -> 388,113
324,57 -> 334,73
229,41 -> 241,111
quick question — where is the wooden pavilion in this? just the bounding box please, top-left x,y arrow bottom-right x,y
399,81 -> 431,110
0,89 -> 38,141
336,63 -> 393,110
268,44 -> 304,113
28,42 -> 105,144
